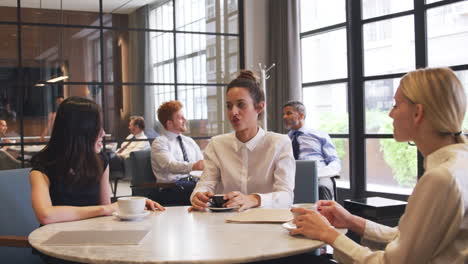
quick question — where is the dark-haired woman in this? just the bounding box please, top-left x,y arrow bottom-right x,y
30,97 -> 164,226
190,70 -> 295,211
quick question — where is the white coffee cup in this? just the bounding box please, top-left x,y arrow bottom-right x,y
117,196 -> 146,215
291,203 -> 318,218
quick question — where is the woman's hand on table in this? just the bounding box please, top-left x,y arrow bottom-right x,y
145,199 -> 165,211
103,202 -> 119,216
224,191 -> 260,211
189,191 -> 214,211
290,208 -> 340,244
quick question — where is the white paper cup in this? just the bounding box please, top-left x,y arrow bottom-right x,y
291,203 -> 318,218
117,196 -> 146,215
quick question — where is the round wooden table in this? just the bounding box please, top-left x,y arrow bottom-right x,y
29,206 -> 345,263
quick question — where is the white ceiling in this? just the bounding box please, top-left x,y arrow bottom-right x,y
0,0 -> 160,14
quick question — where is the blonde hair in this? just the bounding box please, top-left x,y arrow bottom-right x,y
400,67 -> 467,143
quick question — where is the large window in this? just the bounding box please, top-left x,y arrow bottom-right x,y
300,0 -> 468,197
0,0 -> 241,169
300,0 -> 350,188
148,0 -> 239,137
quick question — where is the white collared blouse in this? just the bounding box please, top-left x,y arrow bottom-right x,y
332,143 -> 468,264
191,128 -> 295,208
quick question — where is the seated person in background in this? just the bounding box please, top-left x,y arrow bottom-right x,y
0,119 -> 13,150
109,116 -> 151,174
151,100 -> 204,192
40,96 -> 64,141
116,116 -> 150,158
190,70 -> 295,212
283,100 -> 341,200
291,67 -> 468,263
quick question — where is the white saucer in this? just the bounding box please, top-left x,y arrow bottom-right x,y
112,211 -> 150,220
282,221 -> 297,231
208,207 -> 234,212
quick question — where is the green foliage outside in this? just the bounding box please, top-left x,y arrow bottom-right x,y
318,110 -> 418,188
317,112 -> 348,159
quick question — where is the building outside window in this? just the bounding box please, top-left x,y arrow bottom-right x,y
300,0 -> 468,197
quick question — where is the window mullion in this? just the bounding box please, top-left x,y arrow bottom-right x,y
347,0 -> 366,199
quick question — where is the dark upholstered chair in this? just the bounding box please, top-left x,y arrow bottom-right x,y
0,149 -> 22,170
294,160 -> 319,204
0,168 -> 42,263
128,150 -> 191,206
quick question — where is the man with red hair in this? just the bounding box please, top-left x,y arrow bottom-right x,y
151,101 -> 204,204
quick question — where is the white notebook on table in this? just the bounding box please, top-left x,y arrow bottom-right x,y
42,230 -> 150,246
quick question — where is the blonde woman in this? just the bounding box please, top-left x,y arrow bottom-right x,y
292,67 -> 468,263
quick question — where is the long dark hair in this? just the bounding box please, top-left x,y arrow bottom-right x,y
32,97 -> 103,186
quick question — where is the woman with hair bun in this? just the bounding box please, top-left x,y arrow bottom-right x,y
190,70 -> 295,211
291,67 -> 468,263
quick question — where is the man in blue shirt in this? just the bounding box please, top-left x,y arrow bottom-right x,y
283,101 -> 341,200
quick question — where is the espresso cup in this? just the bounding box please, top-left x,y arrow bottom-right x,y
210,194 -> 228,208
291,203 -> 318,218
117,196 -> 146,215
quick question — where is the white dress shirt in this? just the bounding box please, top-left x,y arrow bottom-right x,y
332,143 -> 468,264
116,132 -> 150,159
151,131 -> 203,183
191,128 -> 295,208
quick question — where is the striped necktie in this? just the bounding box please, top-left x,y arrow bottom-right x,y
177,135 -> 189,162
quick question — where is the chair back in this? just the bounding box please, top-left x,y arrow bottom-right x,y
0,168 -> 42,263
0,150 -> 21,170
129,149 -> 155,186
294,160 -> 318,204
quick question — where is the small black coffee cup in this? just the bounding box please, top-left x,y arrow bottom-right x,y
211,194 -> 228,208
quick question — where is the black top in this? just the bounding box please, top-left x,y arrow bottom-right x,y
31,152 -> 109,207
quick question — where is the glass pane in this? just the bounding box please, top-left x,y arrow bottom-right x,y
176,34 -> 238,84
332,138 -> 350,189
103,0 -> 174,30
303,83 -> 349,134
427,1 -> 468,67
0,1 -> 17,22
175,0 -> 238,33
363,16 -> 415,76
21,0 -> 100,26
426,0 -> 441,4
366,139 -> 417,195
101,85 -> 170,144
102,29 -> 175,84
23,85 -> 63,141
178,85 -> 225,137
365,78 -> 401,134
0,24 -> 18,80
362,0 -> 413,19
455,70 -> 468,132
21,25 -> 102,83
300,0 -> 345,32
0,26 -> 19,163
150,31 -> 175,83
301,28 -> 347,83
